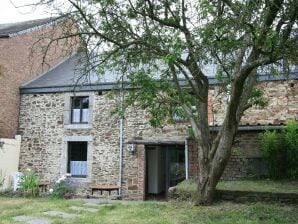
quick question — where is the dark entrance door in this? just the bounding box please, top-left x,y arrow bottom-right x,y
145,144 -> 185,200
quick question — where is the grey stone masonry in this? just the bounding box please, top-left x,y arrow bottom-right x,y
18,79 -> 298,199
19,91 -> 190,199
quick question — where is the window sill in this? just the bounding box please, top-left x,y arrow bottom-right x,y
64,123 -> 93,129
69,177 -> 90,183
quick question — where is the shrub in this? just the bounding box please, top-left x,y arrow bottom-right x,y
0,187 -> 22,197
283,120 -> 298,179
169,179 -> 198,202
260,130 -> 284,179
51,174 -> 75,199
260,119 -> 298,179
19,169 -> 39,197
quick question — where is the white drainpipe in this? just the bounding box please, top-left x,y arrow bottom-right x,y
118,77 -> 124,197
185,138 -> 189,180
119,116 -> 123,197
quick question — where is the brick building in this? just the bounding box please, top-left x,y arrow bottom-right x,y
0,18 -> 74,138
18,54 -> 298,200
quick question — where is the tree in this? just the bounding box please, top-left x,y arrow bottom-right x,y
32,0 -> 297,204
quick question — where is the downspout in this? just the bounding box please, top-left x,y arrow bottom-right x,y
185,138 -> 189,180
118,76 -> 124,198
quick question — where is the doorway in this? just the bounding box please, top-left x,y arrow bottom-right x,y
145,145 -> 186,200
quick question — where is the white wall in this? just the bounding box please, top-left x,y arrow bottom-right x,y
0,135 -> 21,189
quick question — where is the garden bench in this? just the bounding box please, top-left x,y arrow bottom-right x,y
38,181 -> 50,192
89,184 -> 119,195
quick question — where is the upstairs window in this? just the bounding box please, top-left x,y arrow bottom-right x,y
71,96 -> 89,123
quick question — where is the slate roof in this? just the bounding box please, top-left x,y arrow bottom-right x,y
21,53 -> 123,92
0,17 -> 57,37
20,53 -> 298,94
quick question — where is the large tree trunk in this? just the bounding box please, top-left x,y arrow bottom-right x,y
196,138 -> 234,204
195,114 -> 237,204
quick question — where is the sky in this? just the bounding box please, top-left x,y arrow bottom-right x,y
0,0 -> 56,24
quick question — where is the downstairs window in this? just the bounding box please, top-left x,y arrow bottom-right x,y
67,142 -> 88,178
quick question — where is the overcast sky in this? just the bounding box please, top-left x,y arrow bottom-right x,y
0,0 -> 55,24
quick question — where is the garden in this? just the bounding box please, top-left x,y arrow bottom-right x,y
0,121 -> 297,223
0,197 -> 297,224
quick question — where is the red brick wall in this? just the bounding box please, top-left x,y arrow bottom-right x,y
187,131 -> 266,180
188,139 -> 199,178
0,23 -> 78,138
122,144 -> 145,200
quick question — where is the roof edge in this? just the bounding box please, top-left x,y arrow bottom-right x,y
1,16 -> 64,38
20,73 -> 298,94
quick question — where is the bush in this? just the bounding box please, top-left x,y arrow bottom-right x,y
19,169 -> 39,197
260,119 -> 298,179
283,120 -> 298,178
51,175 -> 75,199
169,179 -> 198,202
0,187 -> 22,197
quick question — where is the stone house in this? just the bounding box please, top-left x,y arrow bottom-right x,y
18,54 -> 298,200
0,17 -> 76,138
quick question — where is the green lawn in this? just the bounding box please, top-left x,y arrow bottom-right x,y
177,179 -> 298,194
217,180 -> 298,193
0,197 -> 297,224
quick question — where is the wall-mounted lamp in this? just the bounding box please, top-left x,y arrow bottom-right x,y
126,144 -> 136,153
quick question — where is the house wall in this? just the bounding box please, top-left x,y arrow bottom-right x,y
18,79 -> 297,199
188,131 -> 267,180
212,80 -> 298,125
0,23 -> 77,138
0,135 -> 21,189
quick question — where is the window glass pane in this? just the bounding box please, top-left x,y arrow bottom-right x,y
82,97 -> 89,109
81,109 -> 89,123
70,161 -> 87,176
72,109 -> 81,123
72,97 -> 81,109
70,142 -> 87,161
68,142 -> 88,177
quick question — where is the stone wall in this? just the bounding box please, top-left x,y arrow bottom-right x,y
212,80 -> 298,125
19,91 -> 148,199
18,78 -> 297,199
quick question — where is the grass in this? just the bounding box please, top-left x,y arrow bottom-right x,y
176,179 -> 298,194
0,197 -> 297,224
217,179 -> 298,193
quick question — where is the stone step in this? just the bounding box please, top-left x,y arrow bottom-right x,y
12,215 -> 52,224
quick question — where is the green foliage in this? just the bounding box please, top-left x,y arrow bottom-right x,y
260,130 -> 285,179
51,179 -> 75,199
187,127 -> 194,138
0,197 -> 297,224
283,120 -> 298,178
260,119 -> 298,179
19,169 -> 39,197
232,147 -> 247,164
249,88 -> 269,108
59,0 -> 297,132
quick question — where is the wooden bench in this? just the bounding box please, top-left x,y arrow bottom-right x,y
38,181 -> 51,192
90,184 -> 119,196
